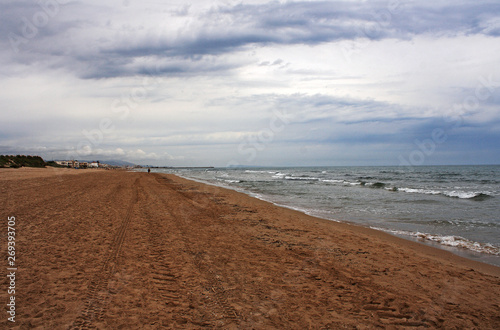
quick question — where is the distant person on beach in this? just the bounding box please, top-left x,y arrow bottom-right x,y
148,168 -> 151,173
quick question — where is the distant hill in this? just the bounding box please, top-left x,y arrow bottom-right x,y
0,155 -> 47,168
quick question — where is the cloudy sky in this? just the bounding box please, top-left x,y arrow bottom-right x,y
1,0 -> 499,166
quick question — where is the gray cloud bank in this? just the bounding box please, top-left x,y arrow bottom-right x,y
3,0 -> 500,78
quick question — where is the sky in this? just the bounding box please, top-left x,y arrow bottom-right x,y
1,0 -> 499,167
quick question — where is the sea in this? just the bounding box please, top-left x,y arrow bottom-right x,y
147,165 -> 500,267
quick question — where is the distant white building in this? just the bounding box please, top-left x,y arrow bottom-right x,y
55,160 -> 88,168
89,161 -> 99,168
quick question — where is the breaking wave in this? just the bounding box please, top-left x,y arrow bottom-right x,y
269,172 -> 494,201
395,188 -> 493,200
284,176 -> 320,181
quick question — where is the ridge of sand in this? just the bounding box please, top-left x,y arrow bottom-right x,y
1,169 -> 499,328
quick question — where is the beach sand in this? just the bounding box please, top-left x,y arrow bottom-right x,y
1,168 -> 499,329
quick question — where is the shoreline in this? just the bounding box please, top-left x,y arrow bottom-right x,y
154,169 -> 500,268
171,173 -> 500,277
1,168 -> 499,328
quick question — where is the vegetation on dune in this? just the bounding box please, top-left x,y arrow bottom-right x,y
0,155 -> 48,168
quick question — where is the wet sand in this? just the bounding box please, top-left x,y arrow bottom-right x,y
1,168 -> 499,328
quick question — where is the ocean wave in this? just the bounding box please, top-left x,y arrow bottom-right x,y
422,218 -> 500,229
372,228 -> 500,256
396,187 -> 493,200
361,182 -> 386,188
479,179 -> 500,184
379,170 -> 403,175
284,176 -> 320,181
443,191 -> 492,200
397,187 -> 441,195
216,178 -> 242,183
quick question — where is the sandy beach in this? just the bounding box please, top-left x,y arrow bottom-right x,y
1,168 -> 499,329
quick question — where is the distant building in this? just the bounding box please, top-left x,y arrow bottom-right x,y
55,160 -> 87,168
54,160 -> 116,169
55,160 -> 70,167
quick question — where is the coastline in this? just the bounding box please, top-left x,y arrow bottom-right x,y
172,172 -> 500,277
1,168 -> 499,328
161,169 -> 500,268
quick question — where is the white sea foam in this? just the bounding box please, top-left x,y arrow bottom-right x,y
398,187 -> 441,195
284,176 -> 319,181
442,191 -> 490,199
214,177 -> 241,184
321,179 -> 344,183
372,227 -> 500,256
396,187 -> 492,199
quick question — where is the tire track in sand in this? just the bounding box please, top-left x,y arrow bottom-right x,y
152,175 -> 240,327
134,178 -> 197,325
69,178 -> 139,330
